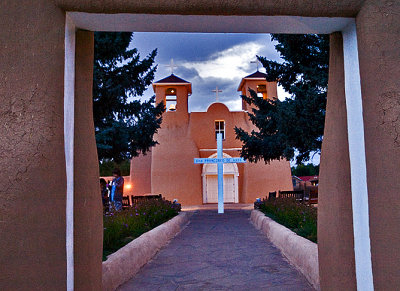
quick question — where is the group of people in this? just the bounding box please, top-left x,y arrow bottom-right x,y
100,168 -> 125,211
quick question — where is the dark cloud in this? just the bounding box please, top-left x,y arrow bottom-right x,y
132,32 -> 266,63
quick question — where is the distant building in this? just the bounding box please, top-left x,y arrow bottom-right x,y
298,175 -> 319,187
129,71 -> 293,205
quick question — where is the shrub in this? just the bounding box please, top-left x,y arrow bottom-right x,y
103,199 -> 179,260
259,199 -> 317,243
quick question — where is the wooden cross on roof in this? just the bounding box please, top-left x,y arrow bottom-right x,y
251,59 -> 261,71
165,59 -> 178,74
212,86 -> 223,102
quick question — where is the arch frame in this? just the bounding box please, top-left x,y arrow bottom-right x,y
63,11 -> 373,291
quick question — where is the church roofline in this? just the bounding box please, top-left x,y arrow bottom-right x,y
153,73 -> 191,84
152,74 -> 192,94
237,71 -> 271,91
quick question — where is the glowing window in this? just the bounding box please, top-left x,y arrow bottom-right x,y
257,84 -> 267,98
165,88 -> 177,112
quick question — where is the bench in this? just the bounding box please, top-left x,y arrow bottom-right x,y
278,190 -> 305,202
308,189 -> 318,205
131,194 -> 162,205
122,196 -> 131,209
268,191 -> 277,200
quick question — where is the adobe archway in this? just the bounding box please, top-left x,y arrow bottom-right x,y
1,1 -> 399,291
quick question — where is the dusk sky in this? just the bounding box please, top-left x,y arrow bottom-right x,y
130,32 -> 290,111
130,32 -> 319,165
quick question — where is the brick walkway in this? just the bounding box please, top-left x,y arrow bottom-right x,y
118,210 -> 314,290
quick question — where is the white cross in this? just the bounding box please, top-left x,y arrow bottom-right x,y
212,86 -> 223,102
194,133 -> 246,213
251,59 -> 261,71
165,59 -> 178,74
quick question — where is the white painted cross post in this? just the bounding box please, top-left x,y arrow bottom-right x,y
194,133 -> 246,213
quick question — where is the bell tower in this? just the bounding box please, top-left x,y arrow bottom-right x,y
237,71 -> 278,111
152,74 -> 192,125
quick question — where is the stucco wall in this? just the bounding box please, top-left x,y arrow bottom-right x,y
318,32 -> 356,290
53,0 -> 364,17
143,83 -> 292,205
74,30 -> 103,290
356,1 -> 400,289
0,1 -> 67,290
151,124 -> 203,205
130,153 -> 152,195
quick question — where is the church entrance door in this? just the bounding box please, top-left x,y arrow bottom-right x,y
202,153 -> 239,203
205,174 -> 235,203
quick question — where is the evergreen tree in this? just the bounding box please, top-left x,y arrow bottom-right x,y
291,164 -> 320,176
235,34 -> 329,164
94,32 -> 165,163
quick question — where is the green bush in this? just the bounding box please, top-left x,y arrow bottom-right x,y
99,159 -> 131,176
259,199 -> 317,243
103,199 -> 179,260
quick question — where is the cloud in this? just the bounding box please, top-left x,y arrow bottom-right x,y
181,42 -> 265,81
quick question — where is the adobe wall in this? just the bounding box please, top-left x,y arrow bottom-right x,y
0,1 -> 67,290
151,124 -> 203,206
130,153 -> 152,195
53,0 -> 363,17
242,159 -> 293,203
318,33 -> 356,290
357,1 -> 400,289
190,103 -> 249,150
190,103 -> 292,204
74,30 -> 103,290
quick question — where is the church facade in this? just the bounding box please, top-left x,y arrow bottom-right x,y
129,71 -> 293,206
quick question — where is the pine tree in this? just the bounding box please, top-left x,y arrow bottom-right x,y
93,32 -> 165,163
235,34 -> 329,164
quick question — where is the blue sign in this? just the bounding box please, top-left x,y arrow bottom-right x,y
194,157 -> 246,164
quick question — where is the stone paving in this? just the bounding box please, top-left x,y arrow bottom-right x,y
118,209 -> 314,290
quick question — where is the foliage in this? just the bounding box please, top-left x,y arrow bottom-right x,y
103,199 -> 179,260
94,32 -> 165,163
291,163 -> 319,177
235,34 -> 329,164
99,159 -> 130,176
259,198 -> 317,243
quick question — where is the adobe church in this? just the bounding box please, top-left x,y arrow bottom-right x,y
129,71 -> 293,205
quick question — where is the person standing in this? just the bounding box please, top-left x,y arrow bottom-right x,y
100,178 -> 109,208
110,168 -> 124,211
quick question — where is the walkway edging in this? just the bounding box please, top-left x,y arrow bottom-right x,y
250,210 -> 320,290
102,211 -> 192,291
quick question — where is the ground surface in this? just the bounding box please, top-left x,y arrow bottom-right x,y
118,209 -> 314,291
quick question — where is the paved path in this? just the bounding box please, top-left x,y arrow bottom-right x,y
118,210 -> 314,290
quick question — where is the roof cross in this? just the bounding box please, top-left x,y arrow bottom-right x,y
165,59 -> 178,74
212,86 -> 223,102
251,59 -> 261,71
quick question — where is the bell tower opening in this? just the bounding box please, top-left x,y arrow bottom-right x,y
152,74 -> 192,117
165,87 -> 177,111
